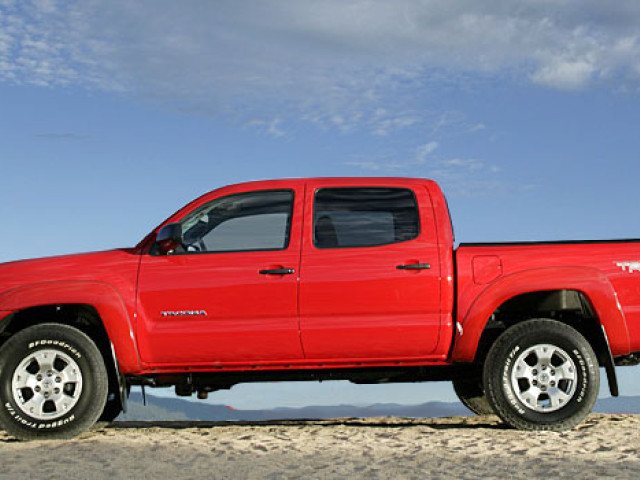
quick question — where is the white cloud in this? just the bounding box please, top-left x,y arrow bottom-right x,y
416,142 -> 439,163
1,1 -> 640,127
244,118 -> 287,138
531,58 -> 598,90
430,111 -> 469,134
440,158 -> 484,170
372,115 -> 421,136
343,140 -> 521,197
346,140 -> 439,172
421,154 -> 506,195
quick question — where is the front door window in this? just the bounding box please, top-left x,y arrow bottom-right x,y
180,190 -> 294,253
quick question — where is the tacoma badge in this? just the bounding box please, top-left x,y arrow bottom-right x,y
160,310 -> 208,317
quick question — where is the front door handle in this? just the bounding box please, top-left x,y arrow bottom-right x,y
259,268 -> 295,275
396,263 -> 431,270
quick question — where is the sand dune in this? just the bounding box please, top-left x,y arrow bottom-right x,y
1,414 -> 639,479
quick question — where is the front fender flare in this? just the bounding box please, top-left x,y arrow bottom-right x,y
0,280 -> 141,373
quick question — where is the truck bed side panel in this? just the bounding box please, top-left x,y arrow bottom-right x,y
454,241 -> 640,360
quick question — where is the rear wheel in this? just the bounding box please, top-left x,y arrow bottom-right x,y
483,319 -> 599,431
0,324 -> 108,440
453,378 -> 494,415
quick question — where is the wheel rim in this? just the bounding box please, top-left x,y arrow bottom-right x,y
11,349 -> 84,421
510,343 -> 577,413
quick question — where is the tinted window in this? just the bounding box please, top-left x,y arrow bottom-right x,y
180,190 -> 293,253
313,188 -> 419,248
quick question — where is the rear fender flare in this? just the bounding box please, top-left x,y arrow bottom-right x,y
451,267 -> 631,362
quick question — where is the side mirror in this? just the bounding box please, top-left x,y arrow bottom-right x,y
154,223 -> 183,255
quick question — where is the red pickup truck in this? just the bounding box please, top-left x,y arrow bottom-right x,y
1,177 -> 639,440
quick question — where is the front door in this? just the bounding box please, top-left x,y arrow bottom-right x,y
137,188 -> 304,366
299,181 -> 442,360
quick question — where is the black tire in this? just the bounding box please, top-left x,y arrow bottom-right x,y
453,378 -> 494,415
92,397 -> 123,429
483,319 -> 599,431
99,397 -> 123,423
0,324 -> 108,440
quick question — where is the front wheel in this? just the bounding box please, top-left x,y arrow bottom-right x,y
0,324 -> 108,440
91,397 -> 123,430
483,319 -> 599,431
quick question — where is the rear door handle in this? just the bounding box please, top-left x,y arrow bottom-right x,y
259,268 -> 295,275
396,263 -> 431,270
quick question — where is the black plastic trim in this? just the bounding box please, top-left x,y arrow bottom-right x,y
396,263 -> 431,270
600,325 -> 619,397
109,342 -> 128,413
259,268 -> 295,275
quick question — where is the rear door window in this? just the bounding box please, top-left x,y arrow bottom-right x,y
313,187 -> 419,248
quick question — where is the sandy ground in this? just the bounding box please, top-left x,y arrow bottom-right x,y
1,414 -> 639,479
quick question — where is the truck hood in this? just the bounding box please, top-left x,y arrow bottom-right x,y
0,249 -> 141,302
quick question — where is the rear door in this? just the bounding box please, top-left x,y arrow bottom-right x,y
299,180 -> 442,360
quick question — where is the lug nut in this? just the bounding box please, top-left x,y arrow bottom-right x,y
36,375 -> 43,381
550,370 -> 555,376
54,388 -> 60,394
550,381 -> 556,387
55,377 -> 61,383
35,386 -> 41,392
541,386 -> 547,392
532,369 -> 538,375
541,365 -> 547,371
44,392 -> 50,399
532,380 -> 538,386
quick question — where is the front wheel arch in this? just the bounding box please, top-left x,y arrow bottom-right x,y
0,305 -> 129,413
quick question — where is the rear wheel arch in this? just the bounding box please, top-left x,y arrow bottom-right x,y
474,290 -> 595,355
453,268 -> 631,364
469,289 -> 619,396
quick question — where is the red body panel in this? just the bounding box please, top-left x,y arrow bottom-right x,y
453,243 -> 640,361
299,178 -> 446,361
134,178 -> 455,369
0,177 -> 638,377
0,251 -> 141,372
136,182 -> 306,366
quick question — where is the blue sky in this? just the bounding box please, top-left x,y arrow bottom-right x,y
1,0 -> 640,409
